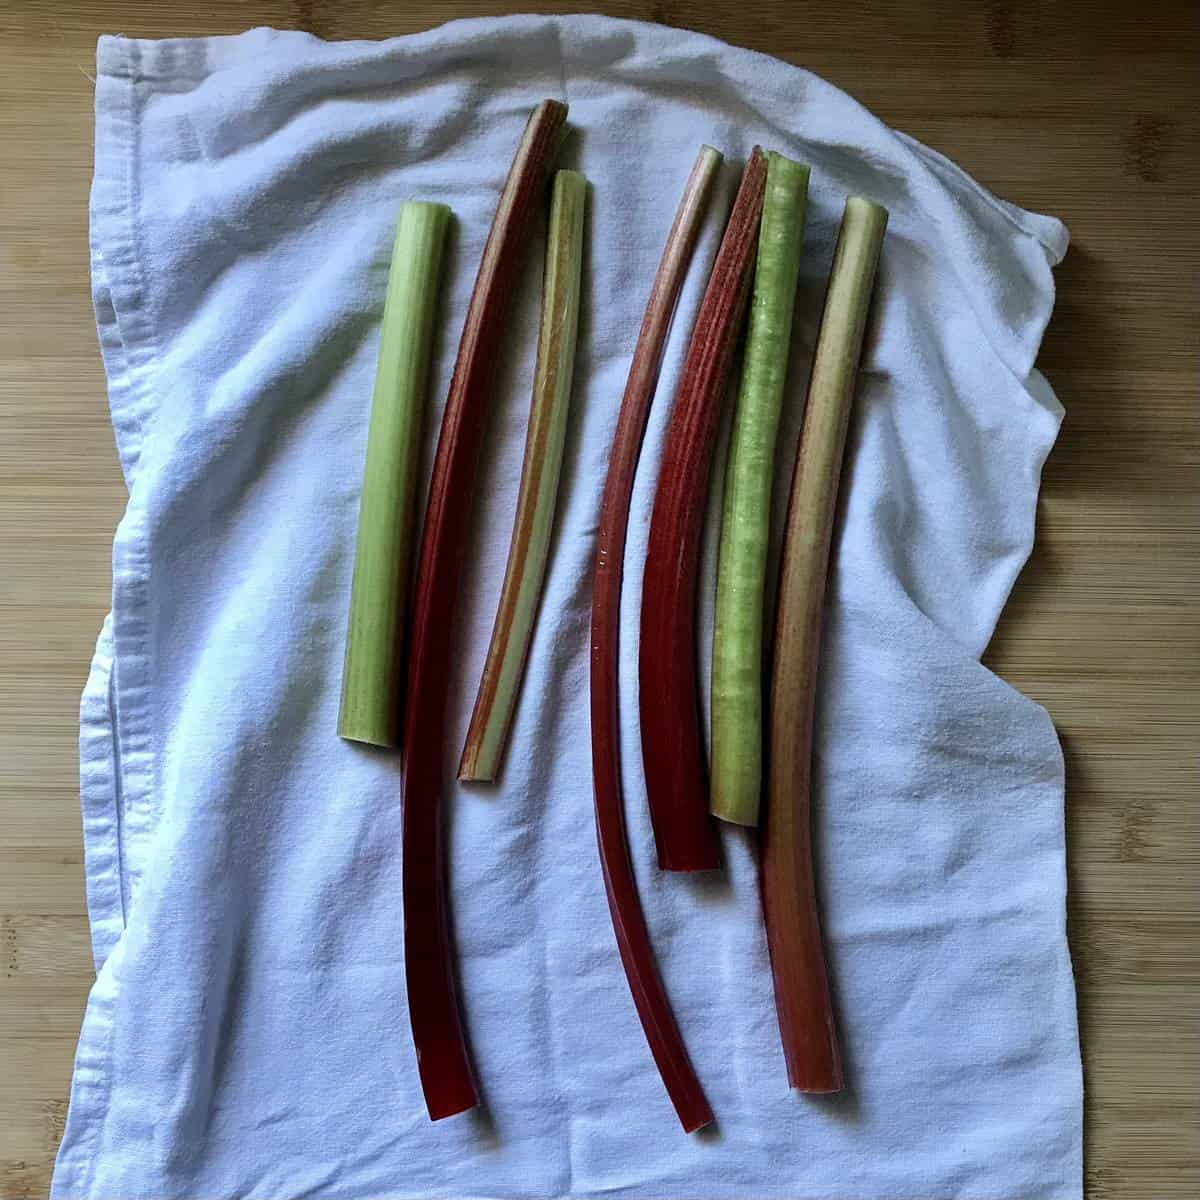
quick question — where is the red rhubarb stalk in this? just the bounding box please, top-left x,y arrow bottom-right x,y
589,145 -> 721,1132
763,196 -> 887,1092
402,99 -> 567,1121
638,148 -> 768,872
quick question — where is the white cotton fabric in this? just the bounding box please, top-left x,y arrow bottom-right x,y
56,15 -> 1080,1199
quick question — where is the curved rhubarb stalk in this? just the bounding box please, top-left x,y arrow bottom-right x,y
763,196 -> 887,1093
589,146 -> 721,1132
459,169 -> 587,782
402,99 -> 567,1121
639,148 -> 768,872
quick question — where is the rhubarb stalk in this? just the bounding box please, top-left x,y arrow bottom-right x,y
639,148 -> 768,872
339,201 -> 450,748
590,146 -> 721,1131
459,170 -> 587,782
763,195 -> 887,1093
402,99 -> 568,1121
710,154 -> 809,824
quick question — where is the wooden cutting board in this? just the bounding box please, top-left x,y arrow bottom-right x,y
0,2 -> 1195,1196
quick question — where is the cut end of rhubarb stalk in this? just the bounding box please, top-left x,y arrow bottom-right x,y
762,192 -> 887,1098
422,1062 -> 480,1121
638,146 -> 769,873
459,168 -> 587,785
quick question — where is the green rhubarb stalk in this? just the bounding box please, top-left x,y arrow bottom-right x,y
338,200 -> 451,747
459,169 -> 587,782
710,153 -> 810,826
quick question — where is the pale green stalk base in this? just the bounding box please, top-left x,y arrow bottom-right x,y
459,170 -> 587,782
338,201 -> 451,747
710,153 -> 810,826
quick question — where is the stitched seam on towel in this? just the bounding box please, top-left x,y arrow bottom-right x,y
81,258 -> 129,970
79,614 -> 126,967
83,39 -> 166,933
96,35 -> 167,930
105,639 -> 130,933
67,46 -> 142,1200
57,38 -> 165,1200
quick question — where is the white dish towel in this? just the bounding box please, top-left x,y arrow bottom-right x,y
58,15 -> 1081,1199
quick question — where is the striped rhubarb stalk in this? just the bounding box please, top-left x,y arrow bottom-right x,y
639,148 -> 768,872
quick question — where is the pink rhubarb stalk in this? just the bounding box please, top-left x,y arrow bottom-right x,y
638,148 -> 768,872
589,145 -> 722,1132
763,195 -> 887,1092
402,99 -> 567,1121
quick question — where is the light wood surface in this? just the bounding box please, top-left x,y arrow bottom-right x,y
1,1 -> 1196,1196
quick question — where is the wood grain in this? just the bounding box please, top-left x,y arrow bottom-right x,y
0,1 -> 1196,1195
